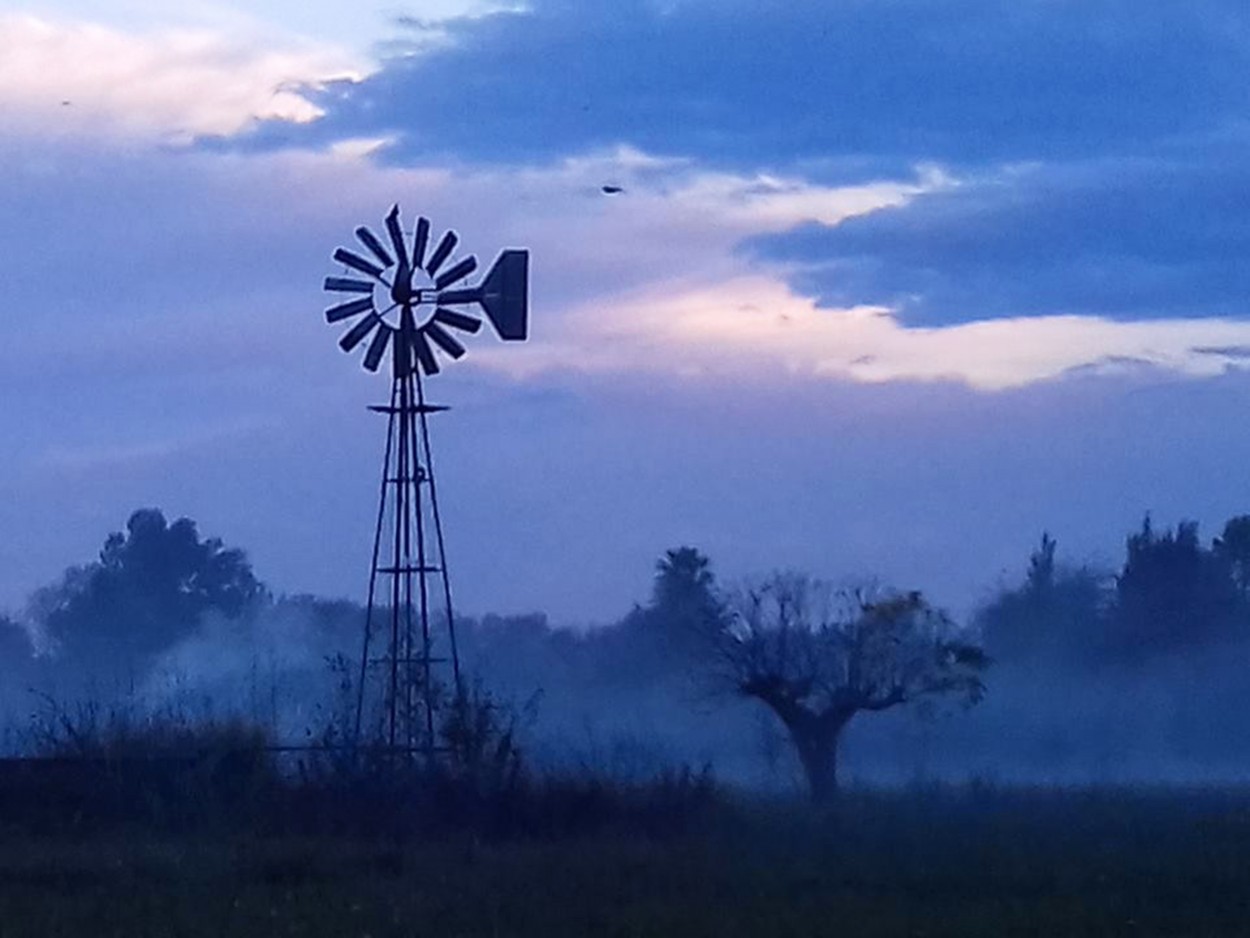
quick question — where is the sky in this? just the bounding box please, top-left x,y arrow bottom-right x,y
3,0 -> 1250,626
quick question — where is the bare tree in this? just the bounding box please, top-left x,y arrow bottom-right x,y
709,573 -> 987,802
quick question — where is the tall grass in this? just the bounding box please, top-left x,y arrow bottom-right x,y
0,689 -> 720,841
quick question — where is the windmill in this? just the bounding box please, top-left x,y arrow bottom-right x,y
323,205 -> 528,758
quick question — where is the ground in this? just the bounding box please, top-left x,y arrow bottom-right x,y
0,787 -> 1247,937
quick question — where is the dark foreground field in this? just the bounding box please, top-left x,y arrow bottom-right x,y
1,787 -> 1248,937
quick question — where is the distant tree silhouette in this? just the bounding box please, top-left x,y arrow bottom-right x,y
1027,532 -> 1057,595
0,615 -> 34,694
1214,515 -> 1250,602
653,547 -> 715,610
645,547 -> 725,660
459,612 -> 567,686
708,573 -> 986,802
36,508 -> 266,677
1110,516 -> 1242,660
587,547 -> 725,685
977,533 -> 1108,666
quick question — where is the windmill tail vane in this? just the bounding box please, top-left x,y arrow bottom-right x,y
322,205 -> 530,759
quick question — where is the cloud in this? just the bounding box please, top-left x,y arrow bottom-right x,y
0,13 -> 362,143
494,274 -> 1250,391
232,0 -> 1250,170
191,0 -> 1250,335
0,133 -> 939,389
747,145 -> 1250,326
4,128 -> 1247,408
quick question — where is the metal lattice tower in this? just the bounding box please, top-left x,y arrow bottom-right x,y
322,205 -> 529,758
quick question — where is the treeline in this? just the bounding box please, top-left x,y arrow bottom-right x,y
6,508 -> 1250,790
980,515 -> 1250,668
0,520 -> 741,785
11,508 -> 1250,685
0,513 -> 716,686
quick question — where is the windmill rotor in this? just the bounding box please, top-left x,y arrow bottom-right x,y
324,205 -> 529,375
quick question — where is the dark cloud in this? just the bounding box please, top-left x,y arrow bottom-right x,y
1193,345 -> 1250,359
202,0 -> 1250,328
747,145 -> 1250,324
224,0 -> 1250,173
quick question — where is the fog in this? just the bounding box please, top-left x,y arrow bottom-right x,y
3,507 -> 1249,796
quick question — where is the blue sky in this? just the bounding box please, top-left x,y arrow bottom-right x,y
3,0 -> 1250,624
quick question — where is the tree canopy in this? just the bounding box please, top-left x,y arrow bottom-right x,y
980,516 -> 1250,669
35,508 -> 266,671
1109,517 -> 1243,660
709,573 -> 986,801
646,546 -> 725,656
0,614 -> 32,667
977,533 -> 1107,666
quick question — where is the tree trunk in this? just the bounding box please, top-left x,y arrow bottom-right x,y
791,713 -> 851,805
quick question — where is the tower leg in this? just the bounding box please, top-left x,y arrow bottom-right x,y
353,369 -> 462,763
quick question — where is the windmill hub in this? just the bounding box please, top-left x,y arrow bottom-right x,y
388,270 -> 436,307
387,275 -> 441,329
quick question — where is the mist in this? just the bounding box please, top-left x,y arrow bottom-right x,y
5,506 -> 1250,795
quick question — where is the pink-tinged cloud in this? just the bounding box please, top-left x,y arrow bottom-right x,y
0,13 -> 362,143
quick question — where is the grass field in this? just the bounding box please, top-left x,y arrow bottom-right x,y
1,786 -> 1248,937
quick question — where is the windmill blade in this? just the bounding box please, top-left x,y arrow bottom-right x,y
324,276 -> 373,294
384,206 -> 410,279
435,255 -> 477,290
339,313 -> 382,352
424,321 -> 466,359
432,308 -> 482,335
412,217 -> 430,271
425,231 -> 458,277
363,325 -> 392,372
334,248 -> 385,280
432,307 -> 483,334
355,226 -> 394,269
325,296 -> 375,323
412,332 -> 441,375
